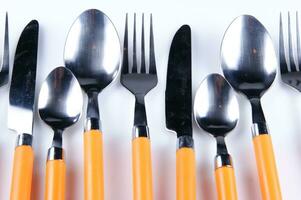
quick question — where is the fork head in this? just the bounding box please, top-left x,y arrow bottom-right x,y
279,12 -> 301,92
0,12 -> 9,87
120,13 -> 158,96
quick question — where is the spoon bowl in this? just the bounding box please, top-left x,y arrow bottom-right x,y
64,9 -> 120,92
38,66 -> 83,131
221,15 -> 277,99
194,73 -> 239,137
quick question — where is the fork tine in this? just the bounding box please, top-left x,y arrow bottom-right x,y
121,13 -> 129,74
279,13 -> 289,74
2,12 -> 9,73
149,14 -> 157,75
140,13 -> 146,73
288,12 -> 298,72
296,11 -> 301,68
132,13 -> 138,73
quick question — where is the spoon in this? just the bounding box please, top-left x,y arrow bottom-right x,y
221,15 -> 282,199
38,67 -> 82,200
64,9 -> 121,200
194,73 -> 238,200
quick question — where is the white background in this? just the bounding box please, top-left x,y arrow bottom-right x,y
0,0 -> 300,199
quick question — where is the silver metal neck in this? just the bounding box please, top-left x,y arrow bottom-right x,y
215,154 -> 233,169
16,133 -> 33,147
85,117 -> 101,132
177,135 -> 194,149
47,146 -> 64,160
251,123 -> 269,137
132,125 -> 149,139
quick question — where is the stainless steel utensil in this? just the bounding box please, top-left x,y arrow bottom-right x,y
279,12 -> 301,92
8,20 -> 39,200
0,12 -> 9,87
221,15 -> 282,199
120,13 -> 157,200
64,9 -> 120,200
38,66 -> 82,200
165,25 -> 196,200
194,73 -> 238,200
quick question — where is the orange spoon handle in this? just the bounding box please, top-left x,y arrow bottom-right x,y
215,166 -> 238,200
10,145 -> 34,200
132,137 -> 153,200
253,134 -> 282,200
84,130 -> 104,200
45,159 -> 66,200
176,147 -> 196,200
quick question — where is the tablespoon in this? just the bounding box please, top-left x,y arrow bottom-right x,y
64,9 -> 121,200
38,67 -> 82,200
221,15 -> 281,199
194,73 -> 238,200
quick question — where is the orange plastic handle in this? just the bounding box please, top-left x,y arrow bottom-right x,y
10,145 -> 34,200
84,130 -> 104,200
176,147 -> 196,200
132,137 -> 153,200
45,159 -> 66,200
215,166 -> 238,200
253,134 -> 282,200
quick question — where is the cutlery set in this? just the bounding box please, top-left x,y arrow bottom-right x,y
194,73 -> 239,200
279,12 -> 301,92
0,13 -> 8,88
166,25 -> 196,200
8,19 -> 38,200
64,10 -> 120,200
1,7 -> 295,200
121,13 -> 157,200
39,67 -> 83,200
221,16 -> 281,200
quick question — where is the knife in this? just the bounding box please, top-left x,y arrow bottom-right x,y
165,25 -> 196,200
8,20 -> 39,200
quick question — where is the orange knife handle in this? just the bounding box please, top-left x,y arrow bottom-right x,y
132,136 -> 153,200
84,130 -> 104,200
45,159 -> 66,200
215,166 -> 238,200
253,134 -> 282,200
176,145 -> 196,200
10,145 -> 34,200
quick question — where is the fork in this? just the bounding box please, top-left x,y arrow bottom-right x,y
121,13 -> 157,200
0,12 -> 9,87
279,12 -> 301,91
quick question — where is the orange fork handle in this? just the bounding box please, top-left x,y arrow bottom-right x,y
253,134 -> 282,200
84,130 -> 104,200
45,160 -> 66,200
10,145 -> 34,200
215,166 -> 238,200
176,147 -> 196,200
132,137 -> 153,200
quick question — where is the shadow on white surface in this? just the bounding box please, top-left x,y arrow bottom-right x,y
198,159 -> 215,200
154,142 -> 175,200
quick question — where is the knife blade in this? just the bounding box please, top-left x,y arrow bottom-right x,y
8,20 -> 39,200
8,20 -> 39,135
165,24 -> 192,137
